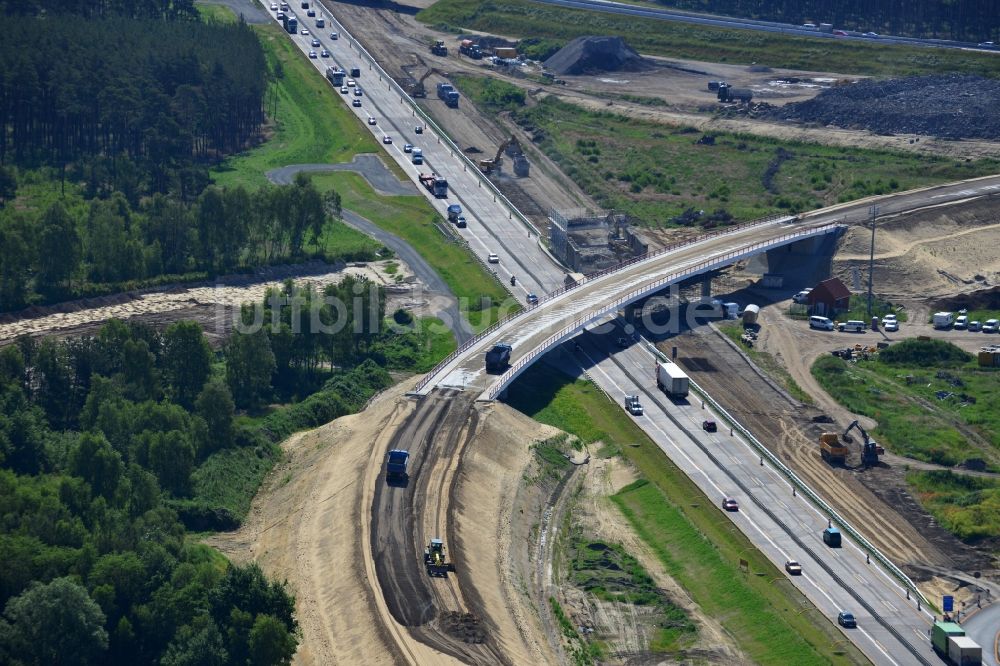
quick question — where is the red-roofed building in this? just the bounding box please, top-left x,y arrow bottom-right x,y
808,277 -> 851,316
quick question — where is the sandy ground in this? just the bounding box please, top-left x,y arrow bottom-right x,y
0,259 -> 415,345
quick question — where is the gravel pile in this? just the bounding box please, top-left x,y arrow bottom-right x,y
544,36 -> 653,75
766,75 -> 1000,141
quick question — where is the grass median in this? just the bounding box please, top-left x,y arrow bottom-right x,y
309,171 -> 516,330
211,23 -> 389,190
419,0 -> 1000,78
509,362 -> 867,665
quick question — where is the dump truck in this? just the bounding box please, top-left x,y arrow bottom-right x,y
932,622 -> 982,665
436,82 -> 459,108
385,450 -> 409,480
819,432 -> 850,464
431,39 -> 448,56
424,538 -> 454,576
494,46 -> 517,59
418,173 -> 448,198
459,39 -> 483,59
717,83 -> 753,104
823,527 -> 841,547
485,343 -> 512,373
656,362 -> 689,398
325,67 -> 345,86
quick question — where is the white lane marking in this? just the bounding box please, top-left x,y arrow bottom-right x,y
586,349 -> 901,665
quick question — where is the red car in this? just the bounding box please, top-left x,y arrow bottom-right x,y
833,29 -> 848,36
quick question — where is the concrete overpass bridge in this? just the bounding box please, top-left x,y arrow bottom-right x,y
413,213 -> 842,400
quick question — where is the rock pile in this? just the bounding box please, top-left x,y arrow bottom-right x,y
765,74 -> 1000,141
544,36 -> 653,76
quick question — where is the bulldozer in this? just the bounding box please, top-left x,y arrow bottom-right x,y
430,39 -> 448,57
424,538 -> 455,577
842,420 -> 884,467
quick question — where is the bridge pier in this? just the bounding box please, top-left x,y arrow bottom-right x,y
700,277 -> 712,302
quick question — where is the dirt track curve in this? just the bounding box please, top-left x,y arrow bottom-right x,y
371,389 -> 509,665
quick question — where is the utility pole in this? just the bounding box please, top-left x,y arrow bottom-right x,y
867,205 -> 878,319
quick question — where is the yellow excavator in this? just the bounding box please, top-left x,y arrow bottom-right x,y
478,137 -> 519,174
819,420 -> 884,467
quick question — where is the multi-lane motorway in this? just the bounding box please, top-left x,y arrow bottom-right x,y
262,3 -> 1000,662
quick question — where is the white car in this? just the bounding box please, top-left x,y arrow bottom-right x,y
330,32 -> 339,40
311,38 -> 320,47
300,28 -> 309,35
270,2 -> 278,10
487,253 -> 499,264
969,320 -> 982,332
983,319 -> 1000,333
954,315 -> 968,329
346,79 -> 356,87
368,117 -> 377,125
884,320 -> 898,332
340,86 -> 348,94
354,88 -> 363,96
382,135 -> 392,144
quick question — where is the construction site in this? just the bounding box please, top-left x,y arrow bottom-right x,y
4,0 -> 1000,665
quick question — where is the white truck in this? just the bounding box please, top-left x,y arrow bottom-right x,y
933,311 -> 955,329
656,362 -> 689,398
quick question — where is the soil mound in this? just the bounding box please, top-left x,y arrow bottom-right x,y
544,36 -> 652,75
766,74 -> 1000,140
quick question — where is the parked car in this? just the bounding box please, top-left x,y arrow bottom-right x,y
969,320 -> 982,331
984,319 -> 1000,333
703,420 -> 717,432
884,320 -> 898,332
954,315 -> 968,329
487,253 -> 499,264
792,289 -> 812,304
722,497 -> 739,512
837,611 -> 857,628
785,560 -> 802,575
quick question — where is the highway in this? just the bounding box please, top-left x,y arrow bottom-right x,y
259,1 -> 565,300
260,4 -> 1000,662
568,327 -> 937,665
530,0 -> 1000,51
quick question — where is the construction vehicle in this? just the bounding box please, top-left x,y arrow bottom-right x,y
843,420 -> 884,467
436,82 -> 460,108
485,343 -> 512,373
424,538 -> 455,576
409,70 -> 433,98
459,39 -> 483,59
494,46 -> 517,59
819,432 -> 850,464
655,362 -> 689,398
933,622 -> 982,665
385,450 -> 409,480
717,83 -> 753,104
430,39 -> 448,56
418,173 -> 448,198
478,137 -> 516,174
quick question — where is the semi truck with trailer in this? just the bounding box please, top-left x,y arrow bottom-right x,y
418,173 -> 448,198
655,362 -> 689,398
932,622 -> 982,665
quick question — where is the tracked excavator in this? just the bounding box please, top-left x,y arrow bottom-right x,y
424,538 -> 455,576
478,137 -> 521,174
409,69 -> 434,98
842,420 -> 884,467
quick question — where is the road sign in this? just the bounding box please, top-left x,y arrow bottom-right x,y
943,595 -> 954,612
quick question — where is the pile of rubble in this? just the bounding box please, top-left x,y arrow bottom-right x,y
544,36 -> 654,76
764,74 -> 1000,141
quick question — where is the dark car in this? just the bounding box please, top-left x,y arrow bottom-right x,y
311,38 -> 320,47
722,497 -> 739,512
526,293 -> 538,305
702,420 -> 717,432
837,611 -> 857,628
352,99 -> 361,107
414,125 -> 424,134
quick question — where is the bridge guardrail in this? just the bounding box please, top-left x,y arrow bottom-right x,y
640,342 -> 931,608
413,213 -> 802,392
484,224 -> 840,400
